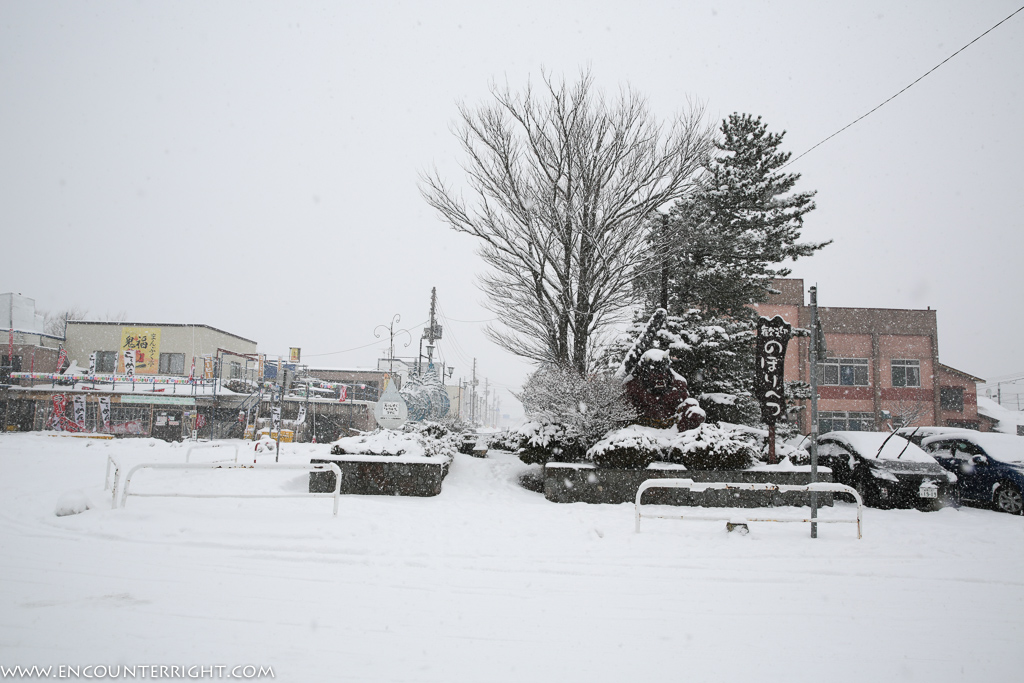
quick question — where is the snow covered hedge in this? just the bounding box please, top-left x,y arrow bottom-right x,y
664,423 -> 756,470
330,426 -> 458,461
516,421 -> 588,465
583,423 -> 756,470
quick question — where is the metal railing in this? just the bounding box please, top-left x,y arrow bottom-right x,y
185,443 -> 240,463
120,462 -> 343,515
104,454 -> 123,509
634,478 -> 863,539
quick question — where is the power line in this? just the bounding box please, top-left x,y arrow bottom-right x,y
785,4 -> 1024,168
304,319 -> 429,358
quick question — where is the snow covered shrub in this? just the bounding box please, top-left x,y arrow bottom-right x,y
515,421 -> 587,465
487,430 -> 523,453
404,420 -> 450,441
666,423 -> 756,470
514,364 -> 635,464
586,425 -> 673,469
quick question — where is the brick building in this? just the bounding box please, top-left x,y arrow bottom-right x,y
1,293 -> 63,377
753,279 -> 984,433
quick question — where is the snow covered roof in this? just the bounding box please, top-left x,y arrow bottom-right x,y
819,431 -> 935,463
976,396 -> 1024,435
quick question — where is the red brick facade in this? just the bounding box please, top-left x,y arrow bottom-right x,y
753,279 -> 984,434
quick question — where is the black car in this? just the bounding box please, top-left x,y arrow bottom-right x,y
816,431 -> 956,510
920,432 -> 1024,515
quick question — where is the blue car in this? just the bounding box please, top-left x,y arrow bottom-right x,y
920,432 -> 1024,515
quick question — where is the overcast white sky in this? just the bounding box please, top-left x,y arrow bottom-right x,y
2,1 -> 1022,418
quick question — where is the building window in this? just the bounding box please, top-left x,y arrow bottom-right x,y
890,359 -> 921,387
2,354 -> 23,371
230,362 -> 241,379
818,358 -> 869,386
940,387 -> 964,412
95,351 -> 118,373
159,353 -> 186,375
819,411 -> 875,433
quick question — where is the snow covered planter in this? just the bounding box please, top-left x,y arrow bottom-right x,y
545,424 -> 831,506
309,429 -> 454,497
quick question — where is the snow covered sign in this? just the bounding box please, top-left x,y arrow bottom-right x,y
754,315 -> 792,425
374,375 -> 408,429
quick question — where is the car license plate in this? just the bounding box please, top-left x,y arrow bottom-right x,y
918,485 -> 938,499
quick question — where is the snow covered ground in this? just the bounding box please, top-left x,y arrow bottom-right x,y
1,432 -> 1022,682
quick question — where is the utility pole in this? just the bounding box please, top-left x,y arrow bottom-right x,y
483,378 -> 490,428
470,359 -> 477,426
423,287 -> 440,372
809,285 -> 822,539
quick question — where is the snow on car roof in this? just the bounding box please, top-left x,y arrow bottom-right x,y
819,431 -> 936,463
920,432 -> 1024,465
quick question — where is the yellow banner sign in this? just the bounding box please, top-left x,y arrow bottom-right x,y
119,327 -> 161,375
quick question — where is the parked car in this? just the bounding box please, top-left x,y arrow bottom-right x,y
895,425 -> 976,446
919,432 -> 1024,515
816,431 -> 956,510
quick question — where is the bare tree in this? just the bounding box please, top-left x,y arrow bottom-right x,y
889,396 -> 930,429
421,71 -> 714,373
42,306 -> 88,338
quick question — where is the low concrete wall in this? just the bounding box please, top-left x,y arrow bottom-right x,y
309,457 -> 450,497
545,464 -> 833,507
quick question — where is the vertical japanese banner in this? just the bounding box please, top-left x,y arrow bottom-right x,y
51,394 -> 67,430
258,354 -> 265,379
123,349 -> 136,377
118,327 -> 161,374
56,345 -> 68,374
188,357 -> 196,383
88,352 -> 96,374
754,315 -> 792,464
754,315 -> 792,423
295,405 -> 306,425
98,396 -> 111,432
203,356 -> 214,379
72,395 -> 87,428
338,385 -> 347,402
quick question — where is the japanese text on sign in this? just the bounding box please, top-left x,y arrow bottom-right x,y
754,315 -> 792,424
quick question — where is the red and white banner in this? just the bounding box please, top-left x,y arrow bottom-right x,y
188,357 -> 196,383
338,385 -> 347,402
72,395 -> 87,428
50,394 -> 67,430
56,346 -> 68,374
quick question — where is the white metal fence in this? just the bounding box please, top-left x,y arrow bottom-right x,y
120,462 -> 343,516
185,443 -> 241,463
634,478 -> 863,538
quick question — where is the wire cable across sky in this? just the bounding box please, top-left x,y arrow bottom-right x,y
786,4 -> 1024,168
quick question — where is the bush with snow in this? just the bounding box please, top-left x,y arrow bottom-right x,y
515,421 -> 587,465
330,428 -> 458,461
665,423 -> 756,470
586,425 -> 675,469
514,364 -> 635,465
487,430 -> 523,453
